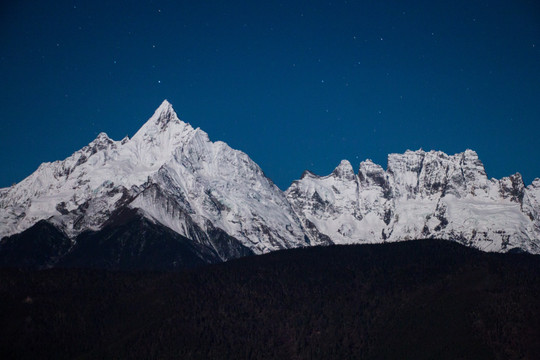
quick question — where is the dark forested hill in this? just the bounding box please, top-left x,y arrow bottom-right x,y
1,239 -> 539,359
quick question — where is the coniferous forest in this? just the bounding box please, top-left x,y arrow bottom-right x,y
1,239 -> 539,359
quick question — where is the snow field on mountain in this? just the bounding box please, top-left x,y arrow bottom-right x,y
1,100 -> 539,255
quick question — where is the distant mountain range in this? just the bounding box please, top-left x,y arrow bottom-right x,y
1,100 -> 539,269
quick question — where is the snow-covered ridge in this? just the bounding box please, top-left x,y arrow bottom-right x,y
1,100 -> 539,256
286,149 -> 540,253
0,100 -> 188,238
0,100 -> 308,256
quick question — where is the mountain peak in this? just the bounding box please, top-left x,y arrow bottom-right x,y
463,149 -> 478,157
87,132 -> 114,150
157,99 -> 172,112
300,170 -> 318,179
93,132 -> 111,142
332,160 -> 355,179
132,100 -> 193,142
359,159 -> 385,174
1,97 -> 539,259
152,99 -> 178,128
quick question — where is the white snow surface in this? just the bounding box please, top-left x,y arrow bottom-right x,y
286,149 -> 540,253
1,101 -> 539,255
0,100 -> 307,254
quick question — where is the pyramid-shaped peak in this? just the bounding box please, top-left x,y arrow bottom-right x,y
152,99 -> 179,126
131,100 -> 194,144
157,99 -> 173,111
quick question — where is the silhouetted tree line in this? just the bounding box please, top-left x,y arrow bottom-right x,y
0,239 -> 539,359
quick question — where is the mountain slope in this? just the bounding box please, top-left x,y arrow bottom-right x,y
0,208 -> 237,270
0,220 -> 71,268
1,240 -> 539,359
0,100 -> 310,265
286,150 -> 540,253
1,100 -> 539,269
57,208 -> 223,271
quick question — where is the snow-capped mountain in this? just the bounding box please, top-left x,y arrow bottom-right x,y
286,150 -> 540,253
0,100 -> 309,268
1,100 -> 539,269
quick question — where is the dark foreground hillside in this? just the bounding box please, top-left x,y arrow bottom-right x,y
1,239 -> 540,359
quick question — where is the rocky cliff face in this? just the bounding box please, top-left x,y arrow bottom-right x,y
286,150 -> 540,253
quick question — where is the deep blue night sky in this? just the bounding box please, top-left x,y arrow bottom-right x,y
1,0 -> 539,189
